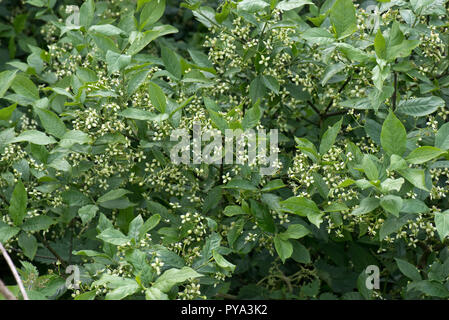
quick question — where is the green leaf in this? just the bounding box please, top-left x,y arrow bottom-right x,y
407,280 -> 449,298
395,258 -> 421,281
242,102 -> 262,130
374,30 -> 386,59
127,69 -> 150,95
35,108 -> 66,139
105,279 -> 139,300
397,96 -> 445,117
59,130 -> 92,148
0,103 -> 17,121
435,122 -> 449,150
261,179 -> 286,192
329,0 -> 357,39
75,291 -> 97,300
212,250 -> 236,272
153,267 -> 203,293
302,28 -> 335,45
280,224 -> 310,240
223,205 -> 246,217
205,100 -> 228,132
203,187 -> 222,213
21,216 -> 56,232
380,195 -> 403,217
8,180 -> 27,226
319,118 -> 342,155
402,199 -> 429,214
250,200 -> 275,233
215,2 -> 230,23
140,214 -> 161,238
227,218 -> 245,247
106,50 -> 131,75
397,168 -> 428,191
262,75 -> 280,94
281,196 -> 320,217
140,0 -> 166,29
12,130 -> 56,145
11,74 -> 39,100
435,210 -> 449,241
0,70 -> 17,98
79,0 -> 95,27
291,241 -> 311,263
18,233 -> 37,260
89,24 -> 125,36
97,228 -> 129,246
389,154 -> 408,171
128,215 -> 144,240
237,0 -> 269,12
280,197 -> 323,227
362,155 -> 379,181
337,43 -> 372,63
277,0 -> 313,11
380,178 -> 405,192
145,287 -> 168,300
120,108 -> 168,121
274,234 -> 293,263
98,189 -> 131,203
161,46 -> 181,79
0,225 -> 20,243
126,31 -> 162,56
321,63 -> 345,86
295,137 -> 319,162
249,76 -> 266,104
78,205 -> 99,224
223,179 -> 257,191
381,111 -> 406,156
385,22 -> 419,61
352,197 -> 380,215
148,82 -> 167,113
405,146 -> 445,164
379,213 -> 414,239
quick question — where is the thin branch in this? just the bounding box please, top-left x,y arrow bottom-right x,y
307,100 -> 321,115
35,234 -> 68,268
298,115 -> 320,127
392,71 -> 398,110
324,76 -> 351,114
0,242 -> 29,300
8,247 -> 58,262
0,278 -> 17,300
277,273 -> 293,293
215,292 -> 238,299
68,224 -> 74,265
322,110 -> 346,119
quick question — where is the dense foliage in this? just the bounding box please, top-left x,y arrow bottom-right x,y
1,0 -> 449,300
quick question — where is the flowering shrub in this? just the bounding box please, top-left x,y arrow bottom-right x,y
1,0 -> 449,300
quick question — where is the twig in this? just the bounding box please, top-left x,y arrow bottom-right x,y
215,292 -> 238,300
35,233 -> 68,268
307,100 -> 321,115
277,273 -> 293,293
392,71 -> 398,110
324,76 -> 351,114
0,278 -> 17,300
298,115 -> 319,127
0,242 -> 29,300
322,110 -> 346,118
9,247 -> 58,262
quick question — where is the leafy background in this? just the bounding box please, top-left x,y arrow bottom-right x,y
0,0 -> 449,300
